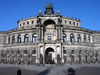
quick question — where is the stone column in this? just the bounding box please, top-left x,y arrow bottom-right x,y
81,34 -> 84,43
37,26 -> 40,42
55,46 -> 57,64
61,46 -> 64,63
6,36 -> 8,44
74,33 -> 77,43
10,35 -> 12,44
43,46 -> 45,64
67,33 -> 70,43
29,33 -> 32,43
57,28 -> 59,41
59,27 -> 61,40
21,33 -> 24,43
90,35 -> 93,43
60,27 -> 63,42
36,46 -> 39,64
87,35 -> 89,43
41,26 -> 44,41
15,34 -> 18,43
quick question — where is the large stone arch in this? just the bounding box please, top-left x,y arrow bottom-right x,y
43,19 -> 56,26
43,19 -> 57,42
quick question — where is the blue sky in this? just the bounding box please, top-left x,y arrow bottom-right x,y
0,0 -> 100,31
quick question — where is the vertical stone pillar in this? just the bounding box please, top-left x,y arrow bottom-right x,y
6,36 -> 8,44
61,46 -> 64,63
81,34 -> 84,43
59,27 -> 61,40
55,46 -> 57,64
37,26 -> 40,42
90,35 -> 93,43
36,46 -> 40,64
60,27 -> 63,42
67,33 -> 70,43
57,28 -> 59,40
87,35 -> 89,43
15,34 -> 18,43
74,54 -> 76,64
74,33 -> 77,43
43,46 -> 45,64
41,26 -> 44,41
36,46 -> 38,63
29,33 -> 32,43
21,33 -> 24,43
10,35 -> 12,44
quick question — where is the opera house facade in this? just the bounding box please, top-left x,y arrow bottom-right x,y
0,3 -> 100,65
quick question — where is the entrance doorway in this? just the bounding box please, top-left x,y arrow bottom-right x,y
45,48 -> 54,64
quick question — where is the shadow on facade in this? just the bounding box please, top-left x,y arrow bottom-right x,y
68,67 -> 76,75
37,68 -> 51,75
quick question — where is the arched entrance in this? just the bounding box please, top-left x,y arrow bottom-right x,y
45,48 -> 54,64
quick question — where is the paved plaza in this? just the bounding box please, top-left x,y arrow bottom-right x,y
0,63 -> 100,75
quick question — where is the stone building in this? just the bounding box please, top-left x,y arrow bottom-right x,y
0,3 -> 100,65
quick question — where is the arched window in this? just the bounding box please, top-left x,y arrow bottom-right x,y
12,36 -> 15,43
69,21 -> 71,25
63,33 -> 66,42
79,50 -> 82,63
8,36 -> 10,44
71,50 -> 75,55
32,33 -> 37,43
17,50 -> 20,54
88,35 -> 90,43
79,50 -> 82,54
63,50 -> 67,54
24,50 -> 28,54
71,50 -> 75,64
32,50 -> 36,54
24,34 -> 29,43
70,34 -> 74,43
11,50 -> 14,56
11,50 -> 14,54
85,50 -> 88,62
32,21 -> 34,24
77,34 -> 81,43
7,51 -> 9,56
17,35 -> 21,43
27,21 -> 29,25
84,35 -> 87,43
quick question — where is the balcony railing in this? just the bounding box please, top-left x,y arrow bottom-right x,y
62,41 -> 94,46
5,40 -> 94,47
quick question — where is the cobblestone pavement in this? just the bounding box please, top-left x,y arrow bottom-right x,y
0,63 -> 100,75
